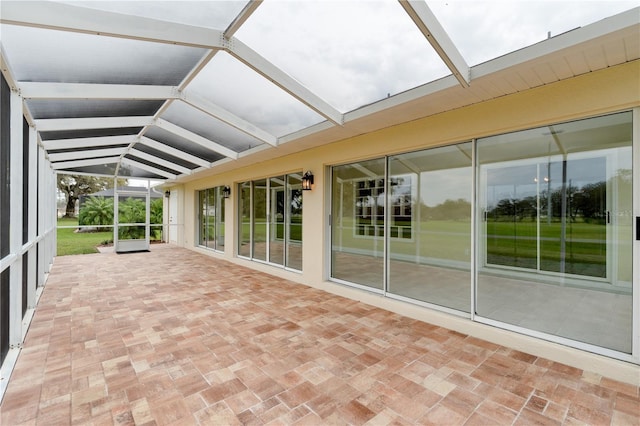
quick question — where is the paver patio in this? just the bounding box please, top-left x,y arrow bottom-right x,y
1,245 -> 638,425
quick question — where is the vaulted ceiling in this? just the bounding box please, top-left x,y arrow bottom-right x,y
1,1 -> 638,182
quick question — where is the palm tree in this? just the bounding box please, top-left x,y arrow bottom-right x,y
78,196 -> 114,227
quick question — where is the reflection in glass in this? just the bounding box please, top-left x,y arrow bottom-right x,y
253,179 -> 267,261
477,111 -> 633,353
286,174 -> 303,271
239,181 -> 251,258
331,159 -> 385,290
206,189 -> 216,250
197,186 -> 225,252
388,143 -> 472,312
269,176 -> 285,265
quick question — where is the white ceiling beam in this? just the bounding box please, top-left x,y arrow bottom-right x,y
120,158 -> 177,180
0,45 -> 20,92
48,147 -> 127,163
399,0 -> 470,87
224,0 -> 263,39
51,156 -> 120,170
20,82 -> 178,100
226,37 -> 344,125
42,135 -> 137,151
34,116 -> 155,132
181,92 -> 277,146
155,118 -> 239,160
138,136 -> 211,168
128,148 -> 192,175
0,1 -> 225,49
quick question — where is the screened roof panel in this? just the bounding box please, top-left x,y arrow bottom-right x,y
235,1 -> 451,113
132,143 -> 201,170
26,99 -> 164,120
48,144 -> 129,154
161,101 -> 265,153
64,163 -> 119,177
429,1 -> 639,66
60,0 -> 250,30
185,52 -> 325,138
124,154 -> 182,176
39,127 -> 143,141
0,24 -> 208,85
144,126 -> 225,163
116,163 -> 166,180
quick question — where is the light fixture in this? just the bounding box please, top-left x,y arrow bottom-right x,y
301,171 -> 314,191
222,185 -> 231,199
164,190 -> 170,198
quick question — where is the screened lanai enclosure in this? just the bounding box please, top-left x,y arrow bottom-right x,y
1,0 -> 639,401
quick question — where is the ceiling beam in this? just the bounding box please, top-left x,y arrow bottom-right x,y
0,1 -> 225,49
138,136 -> 211,169
42,135 -> 137,151
121,158 -> 177,180
128,148 -> 192,175
224,0 -> 263,39
155,118 -> 239,160
226,37 -> 344,125
20,82 -> 178,100
48,147 -> 127,163
181,92 -> 277,146
34,116 -> 155,132
399,0 -> 470,87
51,156 -> 120,170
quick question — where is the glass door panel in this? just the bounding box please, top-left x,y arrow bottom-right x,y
206,188 -> 216,250
286,174 -> 303,270
198,190 -> 206,246
331,159 -> 385,290
253,179 -> 267,261
388,143 -> 472,312
239,182 -> 251,258
269,176 -> 285,265
477,111 -> 633,353
216,186 -> 225,250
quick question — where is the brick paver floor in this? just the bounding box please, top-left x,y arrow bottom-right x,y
1,246 -> 638,425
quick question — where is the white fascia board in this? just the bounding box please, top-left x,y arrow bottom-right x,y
180,93 -> 277,146
399,0 -> 470,87
155,118 -> 239,160
128,148 -> 192,175
121,158 -> 177,180
48,147 -> 127,162
138,136 -> 211,168
472,7 -> 640,79
0,1 -> 224,49
34,116 -> 155,132
51,156 -> 120,170
226,37 -> 344,125
20,82 -> 178,100
42,135 -> 137,150
224,0 -> 263,39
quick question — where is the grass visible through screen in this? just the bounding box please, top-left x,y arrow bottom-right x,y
57,217 -> 113,256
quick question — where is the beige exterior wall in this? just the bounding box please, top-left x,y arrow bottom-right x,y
168,60 -> 640,385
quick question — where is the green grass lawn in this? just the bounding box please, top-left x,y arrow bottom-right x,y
57,217 -> 113,256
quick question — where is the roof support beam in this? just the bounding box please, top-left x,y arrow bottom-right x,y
155,118 -> 239,160
128,148 -> 192,175
224,0 -> 263,39
138,136 -> 211,169
48,147 -> 127,162
181,92 -> 277,146
0,1 -> 225,49
399,0 -> 470,87
34,116 -> 155,132
42,135 -> 137,151
121,158 -> 177,180
226,38 -> 344,125
20,82 -> 178,100
51,156 -> 120,170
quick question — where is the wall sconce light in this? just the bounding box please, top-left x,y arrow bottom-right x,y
164,190 -> 170,198
222,186 -> 231,199
301,171 -> 314,191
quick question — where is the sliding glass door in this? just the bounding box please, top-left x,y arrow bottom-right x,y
238,174 -> 304,271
